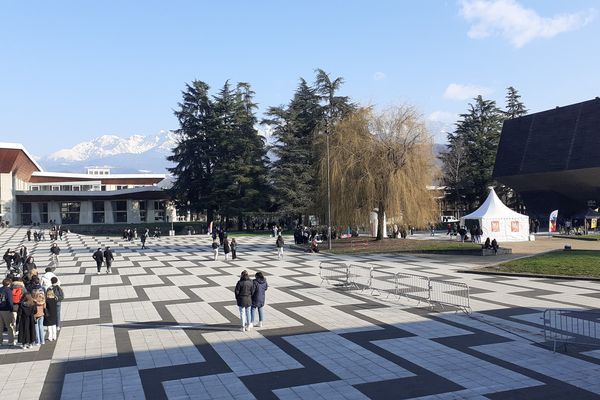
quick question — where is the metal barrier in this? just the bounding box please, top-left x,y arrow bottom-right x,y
428,279 -> 471,314
319,262 -> 355,289
319,262 -> 471,313
396,272 -> 431,306
348,264 -> 372,292
543,309 -> 600,352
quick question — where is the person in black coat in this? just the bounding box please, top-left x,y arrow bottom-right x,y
251,272 -> 268,328
93,248 -> 104,275
44,288 -> 58,341
234,270 -> 255,332
104,247 -> 114,274
17,294 -> 37,348
223,238 -> 231,261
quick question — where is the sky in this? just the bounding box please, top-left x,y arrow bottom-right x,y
1,0 -> 599,156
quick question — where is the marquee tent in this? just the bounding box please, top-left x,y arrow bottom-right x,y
460,188 -> 530,242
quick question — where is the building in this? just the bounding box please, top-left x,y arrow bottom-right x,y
0,142 -> 174,225
493,97 -> 600,219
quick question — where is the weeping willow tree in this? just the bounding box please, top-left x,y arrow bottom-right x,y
322,106 -> 437,240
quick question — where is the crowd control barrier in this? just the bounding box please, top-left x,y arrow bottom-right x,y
319,262 -> 471,314
543,309 -> 600,352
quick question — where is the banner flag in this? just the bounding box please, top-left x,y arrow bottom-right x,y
549,210 -> 558,233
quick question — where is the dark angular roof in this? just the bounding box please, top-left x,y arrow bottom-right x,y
493,97 -> 600,178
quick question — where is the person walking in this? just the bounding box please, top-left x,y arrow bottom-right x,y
251,272 -> 268,328
234,270 -> 254,332
50,277 -> 64,331
230,238 -> 237,260
211,239 -> 219,261
0,278 -> 16,346
44,288 -> 58,341
26,228 -> 32,242
141,228 -> 149,250
17,294 -> 37,349
93,248 -> 104,275
275,234 -> 284,260
50,243 -> 61,268
32,289 -> 46,345
104,246 -> 114,274
223,237 -> 231,261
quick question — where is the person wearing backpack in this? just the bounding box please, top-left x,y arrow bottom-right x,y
50,243 -> 61,268
92,248 -> 104,275
40,267 -> 59,291
275,234 -> 284,260
11,277 -> 25,325
17,293 -> 36,349
211,239 -> 219,261
0,278 -> 15,346
51,277 -> 64,331
32,289 -> 46,345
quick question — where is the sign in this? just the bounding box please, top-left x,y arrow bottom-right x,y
549,210 -> 558,233
511,221 -> 519,232
491,221 -> 500,232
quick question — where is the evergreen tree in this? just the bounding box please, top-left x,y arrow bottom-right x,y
264,79 -> 323,223
168,81 -> 217,221
441,96 -> 504,210
504,86 -> 527,119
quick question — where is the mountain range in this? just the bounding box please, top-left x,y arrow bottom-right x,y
39,130 -> 445,174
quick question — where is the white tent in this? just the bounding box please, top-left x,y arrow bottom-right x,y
460,188 -> 530,242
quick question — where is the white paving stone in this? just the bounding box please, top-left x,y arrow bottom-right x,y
167,301 -> 230,326
111,301 -> 161,324
62,284 -> 92,299
60,366 -> 145,400
290,304 -> 382,334
167,274 -> 208,287
291,287 -> 365,306
61,299 -> 100,321
191,286 -> 235,303
224,304 -> 304,330
128,274 -> 166,286
273,380 -> 370,400
374,337 -> 543,393
99,285 -> 139,301
52,324 -> 117,363
0,360 -> 50,400
129,327 -> 205,369
203,330 -> 303,376
163,372 -> 256,400
286,332 -> 413,384
144,285 -> 189,301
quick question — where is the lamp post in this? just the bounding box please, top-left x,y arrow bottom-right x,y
326,129 -> 332,251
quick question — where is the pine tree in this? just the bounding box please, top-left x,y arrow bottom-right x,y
504,86 -> 527,119
264,79 -> 323,224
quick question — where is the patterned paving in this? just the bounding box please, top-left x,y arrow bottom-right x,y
1,227 -> 600,399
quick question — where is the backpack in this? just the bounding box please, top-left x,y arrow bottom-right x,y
53,285 -> 64,302
0,290 -> 7,307
211,242 -> 219,249
12,286 -> 23,304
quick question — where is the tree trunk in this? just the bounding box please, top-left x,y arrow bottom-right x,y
237,214 -> 243,231
376,201 -> 385,241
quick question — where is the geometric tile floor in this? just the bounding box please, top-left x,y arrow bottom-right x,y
1,227 -> 600,399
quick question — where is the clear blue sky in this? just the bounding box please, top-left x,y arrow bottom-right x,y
1,0 -> 599,155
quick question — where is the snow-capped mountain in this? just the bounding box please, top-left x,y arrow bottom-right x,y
41,131 -> 178,174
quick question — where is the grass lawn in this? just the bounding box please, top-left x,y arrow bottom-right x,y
492,250 -> 600,277
311,238 -> 481,255
553,234 -> 600,241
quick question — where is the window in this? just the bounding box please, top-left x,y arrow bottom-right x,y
153,200 -> 165,221
116,185 -> 129,190
139,200 -> 147,222
112,200 -> 128,223
40,203 -> 48,224
20,203 -> 32,225
101,185 -> 106,191
60,202 -> 80,224
93,201 -> 105,223
30,185 -> 40,191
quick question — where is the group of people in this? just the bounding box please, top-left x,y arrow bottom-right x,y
211,236 -> 238,261
234,270 -> 268,331
25,228 -> 47,242
92,247 -> 115,274
1,266 -> 64,348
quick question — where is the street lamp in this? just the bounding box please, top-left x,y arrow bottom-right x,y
326,128 -> 332,251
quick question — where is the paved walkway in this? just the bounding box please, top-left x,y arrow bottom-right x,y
1,227 -> 600,399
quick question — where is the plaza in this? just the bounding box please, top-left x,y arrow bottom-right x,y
1,227 -> 600,399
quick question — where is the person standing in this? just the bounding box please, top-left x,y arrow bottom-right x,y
104,246 -> 114,274
93,248 -> 104,275
51,277 -> 64,331
230,238 -> 237,260
50,243 -> 61,268
223,237 -> 231,261
0,278 -> 15,346
17,294 -> 37,349
234,270 -> 254,332
40,267 -> 59,290
32,289 -> 45,346
44,288 -> 58,341
26,228 -> 32,242
275,234 -> 284,260
251,272 -> 268,328
211,239 -> 219,261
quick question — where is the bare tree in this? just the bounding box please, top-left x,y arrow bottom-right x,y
322,106 -> 437,240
